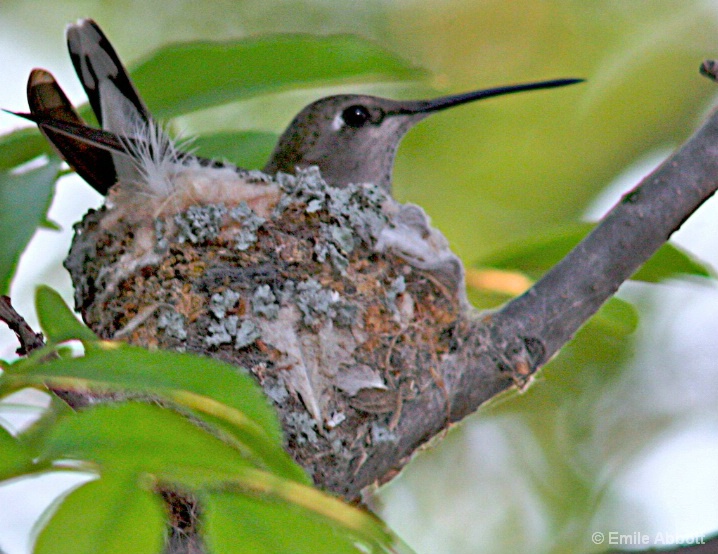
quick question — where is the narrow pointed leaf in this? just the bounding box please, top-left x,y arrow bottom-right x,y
591,297 -> 638,337
2,343 -> 305,482
0,160 -> 61,293
0,127 -> 52,171
633,240 -> 713,282
477,222 -> 713,283
0,425 -> 36,480
204,488 -> 412,554
131,34 -> 425,119
205,492 -> 361,554
35,285 -> 97,343
204,468 -> 414,554
43,403 -> 250,478
8,343 -> 279,442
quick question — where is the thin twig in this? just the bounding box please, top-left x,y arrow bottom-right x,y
0,296 -> 45,355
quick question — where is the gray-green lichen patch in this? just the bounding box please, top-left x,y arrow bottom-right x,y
157,309 -> 187,340
205,287 -> 261,350
274,166 -> 390,251
205,315 -> 238,346
229,201 -> 266,251
370,422 -> 396,444
285,411 -> 320,446
234,319 -> 261,349
386,275 -> 406,317
263,376 -> 290,404
274,166 -> 327,214
251,285 -> 279,319
325,410 -> 346,430
209,289 -> 240,319
205,314 -> 260,350
328,181 -> 387,244
153,218 -> 169,253
295,279 -> 356,328
315,223 -> 355,274
174,203 -> 227,244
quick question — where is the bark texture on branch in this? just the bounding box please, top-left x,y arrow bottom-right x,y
0,296 -> 45,355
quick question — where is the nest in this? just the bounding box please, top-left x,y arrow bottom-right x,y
64,166 -> 466,489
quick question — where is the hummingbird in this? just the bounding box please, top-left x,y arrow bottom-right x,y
264,79 -> 581,191
11,18 -> 582,197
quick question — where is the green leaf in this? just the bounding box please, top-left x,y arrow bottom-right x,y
477,222 -> 713,283
34,475 -> 165,554
0,424 -> 35,480
0,127 -> 52,171
591,296 -> 638,338
204,492 -> 363,554
191,131 -> 279,169
205,465 -> 414,554
11,393 -> 76,456
204,481 -> 412,554
633,240 -> 712,282
131,34 -> 425,119
9,344 -> 278,441
0,159 -> 61,294
35,286 -> 97,344
43,403 -> 251,479
3,343 -> 304,483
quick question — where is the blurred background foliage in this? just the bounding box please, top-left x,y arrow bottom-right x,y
1,1 -> 718,553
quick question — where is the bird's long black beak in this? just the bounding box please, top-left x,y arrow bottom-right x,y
393,78 -> 584,115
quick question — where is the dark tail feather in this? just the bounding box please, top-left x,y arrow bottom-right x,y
25,69 -> 118,194
15,22 -> 237,196
11,104 -> 236,177
66,18 -> 152,131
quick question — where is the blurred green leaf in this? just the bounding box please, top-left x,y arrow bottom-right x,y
476,222 -> 713,283
204,485 -> 410,554
191,131 -> 279,170
0,127 -> 53,171
2,343 -> 304,482
32,401 -> 407,553
591,296 -> 638,338
0,159 -> 61,294
35,285 -> 97,344
205,492 -> 364,554
0,424 -> 36,480
35,400 -> 409,553
476,223 -> 593,279
11,393 -> 76,456
132,34 -> 425,120
43,403 -> 251,479
633,240 -> 713,282
34,475 -> 165,554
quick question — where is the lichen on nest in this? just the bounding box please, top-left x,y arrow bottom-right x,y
65,165 -> 467,479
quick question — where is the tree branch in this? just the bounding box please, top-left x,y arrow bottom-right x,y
492,101 -> 718,365
0,295 -> 93,409
0,296 -> 45,355
349,102 -> 718,498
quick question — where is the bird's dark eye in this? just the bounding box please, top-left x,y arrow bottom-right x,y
341,105 -> 371,128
